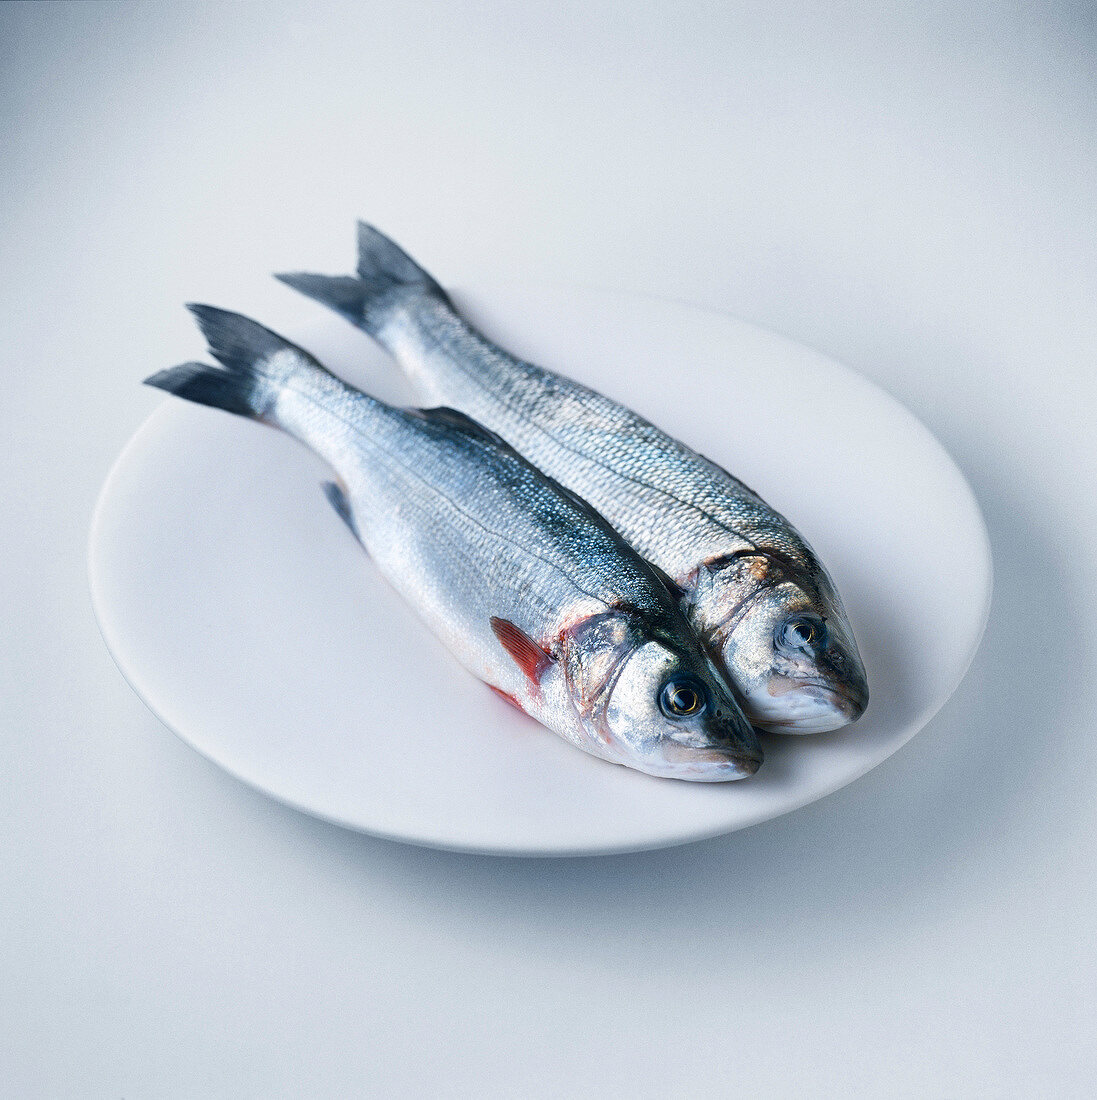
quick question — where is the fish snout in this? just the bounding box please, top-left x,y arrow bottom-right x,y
705,715 -> 764,778
816,649 -> 869,722
835,678 -> 868,722
731,745 -> 764,778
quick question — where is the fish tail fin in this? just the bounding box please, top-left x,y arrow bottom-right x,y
144,360 -> 267,421
145,305 -> 351,442
275,221 -> 449,343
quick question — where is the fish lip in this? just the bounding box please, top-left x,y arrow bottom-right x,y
703,744 -> 764,778
675,752 -> 762,781
767,673 -> 867,721
653,741 -> 764,779
733,750 -> 763,777
808,680 -> 868,720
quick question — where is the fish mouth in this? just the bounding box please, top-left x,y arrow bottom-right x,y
653,741 -> 763,781
760,674 -> 868,732
804,681 -> 867,718
730,750 -> 763,778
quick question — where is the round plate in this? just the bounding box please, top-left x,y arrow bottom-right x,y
89,285 -> 991,855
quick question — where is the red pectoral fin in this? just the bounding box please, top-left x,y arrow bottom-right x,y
490,617 -> 555,685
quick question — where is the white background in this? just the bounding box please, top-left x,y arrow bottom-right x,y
2,2 -> 1094,1096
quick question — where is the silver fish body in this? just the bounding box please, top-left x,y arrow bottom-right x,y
278,225 -> 869,734
145,306 -> 764,781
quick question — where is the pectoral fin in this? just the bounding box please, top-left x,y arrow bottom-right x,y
490,617 -> 555,685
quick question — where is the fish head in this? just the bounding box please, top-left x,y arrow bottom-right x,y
699,556 -> 868,734
560,612 -> 763,781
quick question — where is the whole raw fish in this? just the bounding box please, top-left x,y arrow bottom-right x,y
145,305 -> 763,781
277,225 -> 869,734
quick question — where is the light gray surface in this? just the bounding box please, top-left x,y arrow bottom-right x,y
2,1 -> 1094,1096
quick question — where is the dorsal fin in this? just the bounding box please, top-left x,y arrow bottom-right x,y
409,406 -> 510,448
490,617 -> 555,684
545,476 -> 613,528
412,407 -> 624,539
647,562 -> 688,605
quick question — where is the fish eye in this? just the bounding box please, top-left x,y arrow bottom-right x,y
777,614 -> 826,652
659,676 -> 708,718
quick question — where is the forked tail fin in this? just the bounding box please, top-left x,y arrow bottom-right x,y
144,304 -> 345,437
275,221 -> 449,341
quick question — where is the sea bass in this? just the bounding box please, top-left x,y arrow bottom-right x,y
145,305 -> 764,781
277,224 -> 869,734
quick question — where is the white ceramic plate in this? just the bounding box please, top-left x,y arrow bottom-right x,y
89,284 -> 991,855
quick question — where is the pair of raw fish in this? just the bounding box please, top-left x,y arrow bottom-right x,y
147,224 -> 868,782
